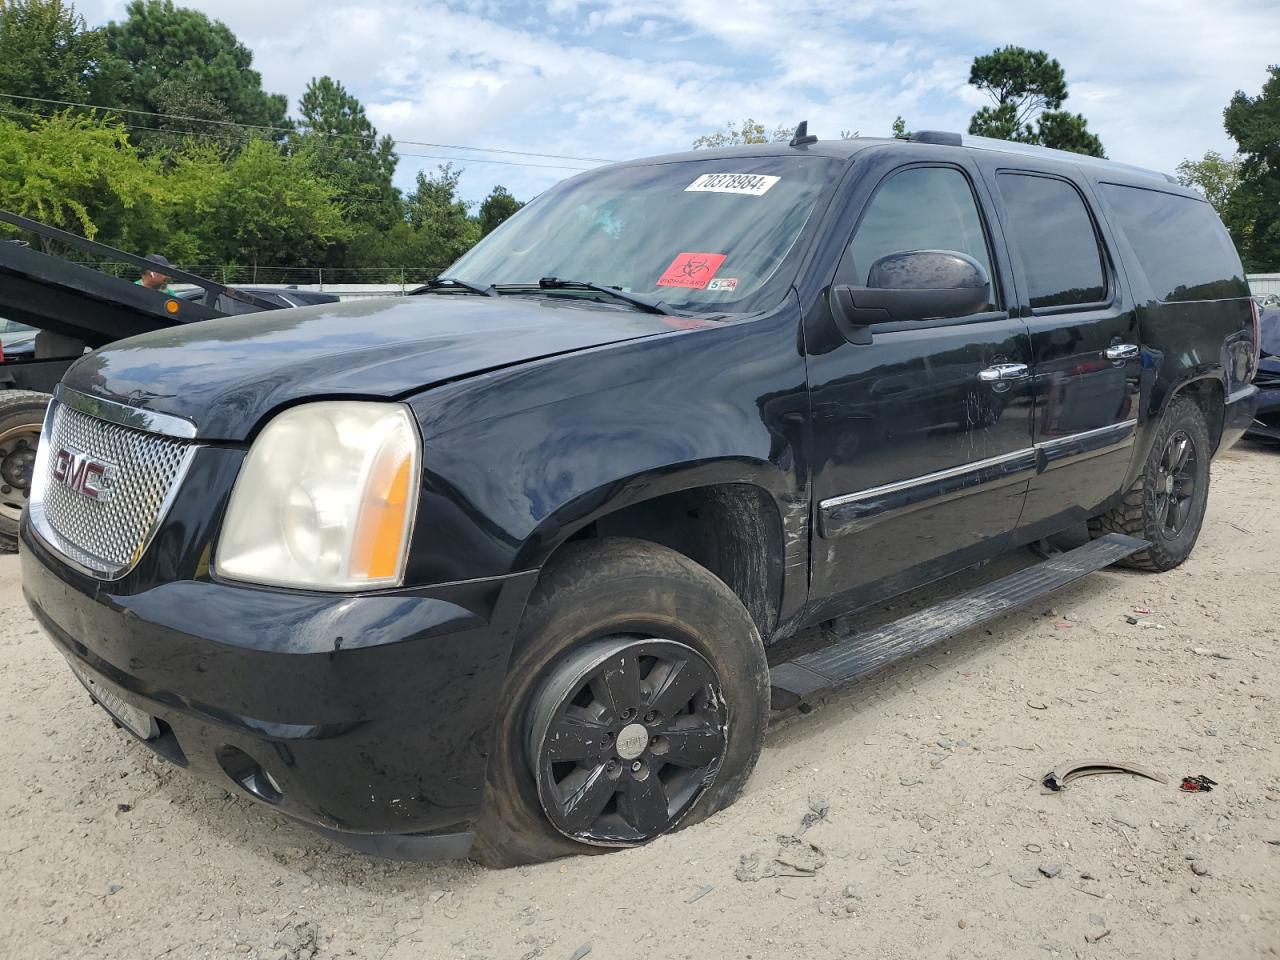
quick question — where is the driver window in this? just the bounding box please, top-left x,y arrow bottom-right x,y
850,166 -> 998,311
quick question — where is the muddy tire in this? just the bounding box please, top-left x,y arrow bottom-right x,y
470,538 -> 770,868
0,390 -> 51,553
1089,395 -> 1212,571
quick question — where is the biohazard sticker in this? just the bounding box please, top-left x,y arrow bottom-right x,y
685,173 -> 780,196
706,277 -> 739,292
656,252 -> 727,289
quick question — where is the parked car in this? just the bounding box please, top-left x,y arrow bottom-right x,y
0,317 -> 38,360
175,286 -> 340,313
21,130 -> 1260,865
1248,300 -> 1280,442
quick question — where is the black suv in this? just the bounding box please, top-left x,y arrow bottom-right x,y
21,132 -> 1260,866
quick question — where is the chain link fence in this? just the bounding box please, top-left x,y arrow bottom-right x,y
75,262 -> 449,289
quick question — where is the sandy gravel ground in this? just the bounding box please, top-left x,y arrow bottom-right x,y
1,443 -> 1277,960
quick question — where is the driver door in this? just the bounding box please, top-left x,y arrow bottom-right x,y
806,160 -> 1036,618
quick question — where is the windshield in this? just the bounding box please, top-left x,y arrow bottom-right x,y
447,155 -> 842,313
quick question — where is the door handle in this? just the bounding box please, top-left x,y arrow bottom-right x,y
1105,343 -> 1140,361
978,363 -> 1029,382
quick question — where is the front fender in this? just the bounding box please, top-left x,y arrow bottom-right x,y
401,307 -> 811,590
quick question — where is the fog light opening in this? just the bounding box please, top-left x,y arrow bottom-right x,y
216,745 -> 283,804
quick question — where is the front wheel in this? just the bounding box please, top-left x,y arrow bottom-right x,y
471,538 -> 770,867
0,390 -> 51,552
1089,395 -> 1212,571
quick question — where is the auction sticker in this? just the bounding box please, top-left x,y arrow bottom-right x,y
685,173 -> 780,196
657,252 -> 727,289
707,277 -> 739,292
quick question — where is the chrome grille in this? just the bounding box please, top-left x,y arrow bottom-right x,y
30,393 -> 197,578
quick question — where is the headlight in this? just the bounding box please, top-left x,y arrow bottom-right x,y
215,402 -> 420,590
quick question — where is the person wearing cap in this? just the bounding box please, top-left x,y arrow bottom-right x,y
136,254 -> 176,294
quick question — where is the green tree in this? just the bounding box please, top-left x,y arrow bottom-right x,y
891,116 -> 910,139
405,163 -> 480,268
0,112 -> 152,248
202,139 -> 348,269
478,185 -> 522,236
693,118 -> 792,148
95,0 -> 288,153
1175,150 -> 1242,215
1222,65 -> 1280,271
295,76 -> 399,230
967,46 -> 1104,157
0,0 -> 102,105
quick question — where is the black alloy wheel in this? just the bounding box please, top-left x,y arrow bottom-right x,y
527,637 -> 727,846
1088,394 -> 1211,571
1154,429 -> 1198,539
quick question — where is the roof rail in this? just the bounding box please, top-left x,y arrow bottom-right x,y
908,130 -> 962,146
960,135 -> 1178,184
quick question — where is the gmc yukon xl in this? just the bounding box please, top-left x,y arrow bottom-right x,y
21,131 -> 1261,865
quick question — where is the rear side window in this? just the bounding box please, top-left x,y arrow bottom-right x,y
997,173 -> 1106,309
1099,184 -> 1247,302
850,166 -> 997,311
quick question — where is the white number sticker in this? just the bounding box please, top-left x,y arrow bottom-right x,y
685,173 -> 780,197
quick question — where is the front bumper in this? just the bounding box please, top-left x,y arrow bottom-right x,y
21,520 -> 537,859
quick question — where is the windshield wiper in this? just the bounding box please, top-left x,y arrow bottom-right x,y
411,277 -> 498,297
496,278 -> 672,315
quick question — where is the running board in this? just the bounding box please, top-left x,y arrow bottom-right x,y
770,533 -> 1148,707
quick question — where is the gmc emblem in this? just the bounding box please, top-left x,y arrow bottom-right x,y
52,446 -> 119,501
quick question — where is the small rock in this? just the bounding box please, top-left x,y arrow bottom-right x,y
105,883 -> 123,897
958,919 -> 968,929
1190,862 -> 1210,877
843,885 -> 857,898
116,803 -> 132,813
1038,863 -> 1062,879
1191,881 -> 1202,895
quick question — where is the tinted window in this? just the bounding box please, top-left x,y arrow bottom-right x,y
998,174 -> 1106,309
215,295 -> 264,316
1100,184 -> 1246,302
851,166 -> 996,310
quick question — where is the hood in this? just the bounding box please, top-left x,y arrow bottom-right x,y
64,294 -> 691,440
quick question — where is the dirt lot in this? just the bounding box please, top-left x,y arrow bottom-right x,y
1,443 -> 1277,960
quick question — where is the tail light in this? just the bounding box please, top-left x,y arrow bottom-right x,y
1248,298 -> 1261,383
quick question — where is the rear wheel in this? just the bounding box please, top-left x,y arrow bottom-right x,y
0,390 -> 51,552
471,538 -> 770,867
1089,395 -> 1212,571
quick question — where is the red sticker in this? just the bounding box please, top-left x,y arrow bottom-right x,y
656,252 -> 727,289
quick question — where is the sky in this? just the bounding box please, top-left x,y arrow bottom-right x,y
83,0 -> 1280,206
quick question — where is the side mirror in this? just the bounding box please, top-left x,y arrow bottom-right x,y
830,250 -> 991,343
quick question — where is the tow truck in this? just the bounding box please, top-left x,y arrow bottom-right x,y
0,210 -> 284,550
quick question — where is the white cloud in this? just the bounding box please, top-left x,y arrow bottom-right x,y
81,0 -> 1280,203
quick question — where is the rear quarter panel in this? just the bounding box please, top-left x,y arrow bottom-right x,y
1090,175 -> 1254,469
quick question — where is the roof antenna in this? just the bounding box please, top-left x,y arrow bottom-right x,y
789,120 -> 818,148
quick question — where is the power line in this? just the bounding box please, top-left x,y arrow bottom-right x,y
0,92 -> 611,164
0,103 -> 597,171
